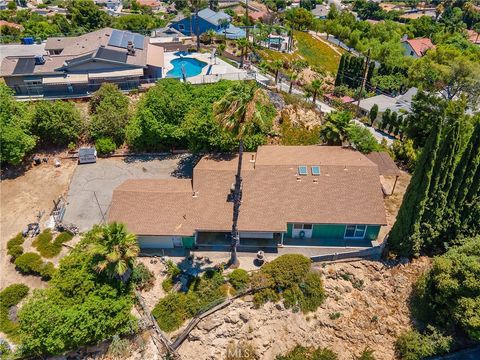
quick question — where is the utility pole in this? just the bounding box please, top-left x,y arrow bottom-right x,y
356,48 -> 371,117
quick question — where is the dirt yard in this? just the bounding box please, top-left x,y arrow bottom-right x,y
0,159 -> 77,290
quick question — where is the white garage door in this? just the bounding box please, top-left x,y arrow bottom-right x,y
240,232 -> 274,239
138,236 -> 174,249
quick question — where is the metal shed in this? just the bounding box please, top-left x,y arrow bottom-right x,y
78,147 -> 97,164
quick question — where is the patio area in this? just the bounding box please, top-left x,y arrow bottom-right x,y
282,237 -> 373,248
162,51 -> 251,84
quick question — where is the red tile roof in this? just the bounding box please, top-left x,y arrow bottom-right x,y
403,37 -> 435,57
466,29 -> 480,44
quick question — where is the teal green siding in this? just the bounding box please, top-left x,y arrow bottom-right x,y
365,226 -> 381,241
286,223 -> 293,238
312,224 -> 346,240
182,236 -> 195,248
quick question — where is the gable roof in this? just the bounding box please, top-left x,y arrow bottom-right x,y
402,37 -> 435,57
365,152 -> 401,177
197,8 -> 230,25
358,87 -> 418,114
108,146 -> 387,236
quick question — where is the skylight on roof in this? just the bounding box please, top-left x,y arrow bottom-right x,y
311,166 -> 320,176
298,166 -> 308,176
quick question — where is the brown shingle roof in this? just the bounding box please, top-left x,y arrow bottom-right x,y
108,146 -> 387,236
365,151 -> 401,177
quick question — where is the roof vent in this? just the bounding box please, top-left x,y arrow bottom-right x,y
296,176 -> 302,182
250,154 -> 255,163
313,178 -> 318,184
192,191 -> 198,198
127,41 -> 136,56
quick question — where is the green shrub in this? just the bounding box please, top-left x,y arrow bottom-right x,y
0,284 -> 29,341
152,292 -> 189,332
411,238 -> 480,341
395,327 -> 452,360
356,347 -> 375,360
108,335 -> 131,358
131,263 -> 154,291
228,269 -> 250,290
261,254 -> 311,289
7,233 -> 24,260
0,339 -> 12,358
14,252 -> 55,280
329,312 -> 342,320
165,260 -> 181,278
162,278 -> 173,292
252,255 -> 325,313
96,137 -> 116,156
276,345 -> 338,360
153,269 -> 227,332
14,252 -> 44,274
32,230 -> 72,258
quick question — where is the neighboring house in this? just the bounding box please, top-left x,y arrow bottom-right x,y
95,0 -> 121,11
358,87 -> 418,121
0,1 -> 8,10
170,8 -> 245,39
311,5 -> 329,19
0,20 -> 24,31
136,0 -> 162,10
108,145 -> 387,251
1,28 -> 165,96
401,37 -> 435,58
466,29 -> 480,46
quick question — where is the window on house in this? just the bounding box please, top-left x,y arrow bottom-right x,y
311,166 -> 320,175
294,224 -> 312,230
303,224 -> 313,230
293,224 -> 303,229
298,165 -> 308,176
345,225 -> 367,239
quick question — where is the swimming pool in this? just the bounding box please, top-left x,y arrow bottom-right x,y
166,57 -> 207,78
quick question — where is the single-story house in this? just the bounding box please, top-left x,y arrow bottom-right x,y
169,8 -> 246,39
358,87 -> 418,121
311,5 -> 329,19
108,146 -> 387,251
0,20 -> 24,31
401,37 -> 435,58
0,28 -> 164,96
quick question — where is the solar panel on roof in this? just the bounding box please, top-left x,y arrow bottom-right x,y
13,58 -> 36,75
108,29 -> 145,50
95,47 -> 127,63
108,29 -> 124,48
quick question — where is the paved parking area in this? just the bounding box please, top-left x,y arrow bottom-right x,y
63,155 -> 194,232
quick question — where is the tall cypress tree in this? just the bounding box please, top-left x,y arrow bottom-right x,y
388,121 -> 442,257
420,121 -> 461,253
335,54 -> 346,87
444,121 -> 480,241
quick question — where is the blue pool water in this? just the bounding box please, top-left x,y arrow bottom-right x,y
166,57 -> 207,78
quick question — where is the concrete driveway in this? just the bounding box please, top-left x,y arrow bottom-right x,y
63,154 -> 194,232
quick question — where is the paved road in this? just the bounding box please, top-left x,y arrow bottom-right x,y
0,43 -> 46,62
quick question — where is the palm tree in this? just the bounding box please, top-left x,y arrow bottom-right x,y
236,38 -> 250,68
270,59 -> 283,84
190,0 -> 204,52
308,79 -> 323,104
288,71 -> 298,94
89,222 -> 140,282
183,8 -> 193,37
213,82 -> 270,267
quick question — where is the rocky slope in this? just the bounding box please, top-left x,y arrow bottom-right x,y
177,258 -> 431,360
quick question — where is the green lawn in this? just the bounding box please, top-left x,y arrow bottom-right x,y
258,31 -> 342,74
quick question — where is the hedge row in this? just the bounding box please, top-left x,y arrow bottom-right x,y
6,233 -> 24,260
32,229 -> 73,258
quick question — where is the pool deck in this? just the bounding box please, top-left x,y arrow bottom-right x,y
163,51 -> 247,82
